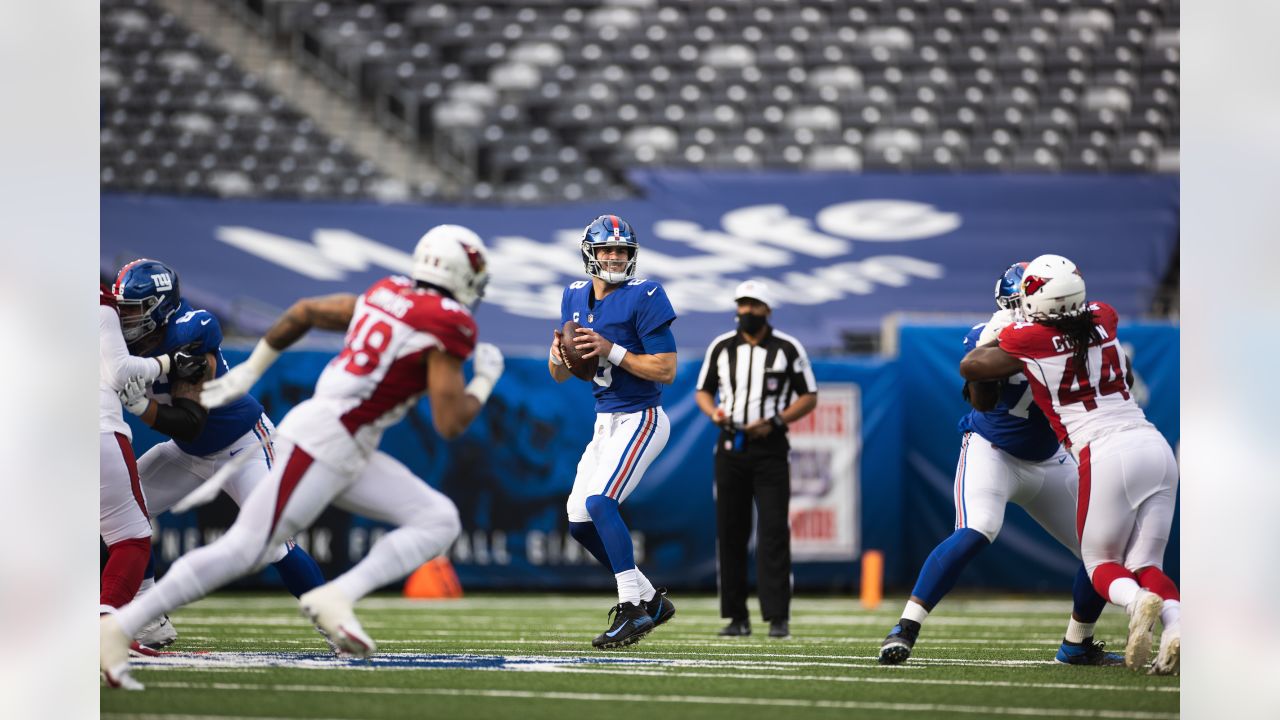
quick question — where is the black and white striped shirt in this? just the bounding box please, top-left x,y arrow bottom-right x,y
696,327 -> 817,428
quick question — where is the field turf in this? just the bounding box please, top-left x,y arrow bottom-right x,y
101,593 -> 1178,719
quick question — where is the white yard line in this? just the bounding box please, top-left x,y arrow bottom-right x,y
143,681 -> 1178,719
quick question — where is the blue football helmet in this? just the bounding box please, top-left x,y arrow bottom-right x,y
994,261 -> 1030,311
113,259 -> 182,345
581,214 -> 639,284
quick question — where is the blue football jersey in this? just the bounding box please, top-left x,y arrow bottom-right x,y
560,278 -> 677,413
147,300 -> 266,456
956,323 -> 1061,462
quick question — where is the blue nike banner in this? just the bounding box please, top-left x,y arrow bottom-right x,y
102,171 -> 1177,353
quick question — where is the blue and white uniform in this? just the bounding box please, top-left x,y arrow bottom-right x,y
561,277 -> 676,521
951,323 -> 1080,551
137,300 -> 293,564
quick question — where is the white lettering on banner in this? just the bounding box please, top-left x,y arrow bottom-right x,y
215,201 -> 955,319
788,383 -> 860,562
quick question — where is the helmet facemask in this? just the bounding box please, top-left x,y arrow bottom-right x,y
582,242 -> 638,284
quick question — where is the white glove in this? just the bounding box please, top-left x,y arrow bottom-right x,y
118,375 -> 152,416
466,342 -> 504,404
200,363 -> 259,409
977,308 -> 1019,346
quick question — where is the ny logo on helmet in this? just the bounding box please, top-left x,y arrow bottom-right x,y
151,273 -> 173,291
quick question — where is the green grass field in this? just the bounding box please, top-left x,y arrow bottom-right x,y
101,593 -> 1178,720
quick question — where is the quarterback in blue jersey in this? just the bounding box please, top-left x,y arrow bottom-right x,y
113,259 -> 326,651
548,214 -> 678,649
878,262 -> 1122,667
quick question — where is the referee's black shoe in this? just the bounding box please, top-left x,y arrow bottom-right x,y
644,588 -> 676,628
718,619 -> 751,637
878,618 -> 922,665
593,602 -> 654,649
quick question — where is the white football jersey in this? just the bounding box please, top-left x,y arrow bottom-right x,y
999,301 -> 1153,450
99,285 -> 162,437
277,276 -> 477,476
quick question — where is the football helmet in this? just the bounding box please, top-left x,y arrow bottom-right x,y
994,261 -> 1030,311
1020,254 -> 1087,320
411,224 -> 489,307
113,259 -> 182,344
581,214 -> 638,284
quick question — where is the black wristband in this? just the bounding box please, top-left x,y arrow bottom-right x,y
770,414 -> 787,430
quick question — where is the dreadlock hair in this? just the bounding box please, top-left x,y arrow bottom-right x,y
1040,307 -> 1099,370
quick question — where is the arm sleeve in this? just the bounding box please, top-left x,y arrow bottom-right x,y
789,341 -> 817,395
100,305 -> 162,391
150,397 -> 209,443
639,321 -> 676,354
696,341 -> 720,395
634,283 -> 677,337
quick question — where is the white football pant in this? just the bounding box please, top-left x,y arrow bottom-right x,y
566,407 -> 670,522
100,432 -> 151,545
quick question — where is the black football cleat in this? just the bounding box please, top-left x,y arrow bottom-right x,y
644,588 -> 676,628
592,602 -> 655,649
718,618 -> 751,637
1056,636 -> 1124,666
768,620 -> 790,639
878,618 -> 921,665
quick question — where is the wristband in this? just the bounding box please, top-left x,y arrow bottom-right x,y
770,414 -> 787,430
244,339 -> 282,376
466,375 -> 495,404
156,355 -> 171,375
550,346 -> 564,366
607,343 -> 628,366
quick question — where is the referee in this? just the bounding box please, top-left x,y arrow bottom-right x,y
694,279 -> 817,639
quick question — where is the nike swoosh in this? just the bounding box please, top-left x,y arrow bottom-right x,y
605,625 -> 626,638
647,287 -> 657,296
200,318 -> 211,325
1059,457 -> 1068,464
229,448 -> 246,457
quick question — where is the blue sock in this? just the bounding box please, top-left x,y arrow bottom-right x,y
272,541 -> 325,598
1071,564 -> 1107,624
910,528 -> 990,608
144,552 -> 156,581
584,495 -> 635,573
569,521 -> 612,568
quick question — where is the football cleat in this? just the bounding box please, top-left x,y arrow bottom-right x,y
134,613 -> 177,651
100,614 -> 143,690
718,619 -> 751,637
299,584 -> 376,659
1055,637 -> 1124,666
768,620 -> 790,639
592,602 -> 654,649
878,618 -> 921,665
1124,590 -> 1163,671
1149,625 -> 1180,676
644,588 -> 676,628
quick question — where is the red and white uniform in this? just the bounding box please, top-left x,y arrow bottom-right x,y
100,283 -> 164,544
1000,301 -> 1179,574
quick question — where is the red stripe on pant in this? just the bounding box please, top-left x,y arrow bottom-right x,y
114,432 -> 149,520
270,447 -> 315,540
1075,445 -> 1091,542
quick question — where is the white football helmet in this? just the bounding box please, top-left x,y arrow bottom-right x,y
1020,254 -> 1087,320
411,224 -> 489,307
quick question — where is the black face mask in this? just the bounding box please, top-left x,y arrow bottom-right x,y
737,312 -> 767,335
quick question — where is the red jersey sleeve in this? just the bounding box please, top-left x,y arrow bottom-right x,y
998,321 -> 1051,359
99,282 -> 118,310
1090,301 -> 1120,340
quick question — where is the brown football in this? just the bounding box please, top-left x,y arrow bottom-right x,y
560,320 -> 598,382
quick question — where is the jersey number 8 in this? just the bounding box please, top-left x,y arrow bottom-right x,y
336,314 -> 394,377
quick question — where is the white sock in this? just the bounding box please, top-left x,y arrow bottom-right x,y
1160,599 -> 1181,629
615,569 -> 641,605
902,600 -> 930,625
1107,578 -> 1141,610
636,570 -> 656,603
117,554 -> 213,637
333,524 -> 457,602
136,576 -> 155,597
1064,618 -> 1095,643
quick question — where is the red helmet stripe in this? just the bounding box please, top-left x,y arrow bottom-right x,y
113,259 -> 149,296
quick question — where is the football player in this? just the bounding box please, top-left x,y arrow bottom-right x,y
880,263 -> 1121,667
99,283 -> 170,623
960,254 -> 1180,675
548,214 -> 678,648
112,259 -> 326,651
101,225 -> 503,689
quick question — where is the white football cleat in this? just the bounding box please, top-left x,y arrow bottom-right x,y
100,614 -> 144,690
1124,590 -> 1162,671
299,584 -> 376,659
134,613 -> 177,651
1149,624 -> 1180,676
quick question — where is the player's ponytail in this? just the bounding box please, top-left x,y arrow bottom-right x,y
1042,308 -> 1099,370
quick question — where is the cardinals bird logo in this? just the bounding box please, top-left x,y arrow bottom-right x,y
1022,275 -> 1050,296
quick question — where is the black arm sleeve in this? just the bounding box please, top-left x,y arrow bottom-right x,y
149,397 -> 209,443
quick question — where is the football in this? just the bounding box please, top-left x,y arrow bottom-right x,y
559,320 -> 598,382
